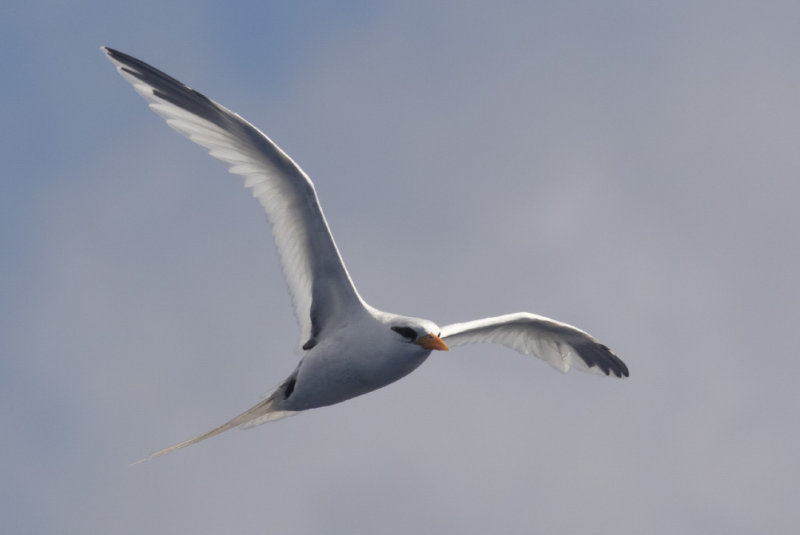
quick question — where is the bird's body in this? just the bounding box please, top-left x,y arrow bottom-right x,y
102,47 -> 628,462
280,308 -> 437,412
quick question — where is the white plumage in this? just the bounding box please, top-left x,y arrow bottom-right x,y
102,47 -> 628,463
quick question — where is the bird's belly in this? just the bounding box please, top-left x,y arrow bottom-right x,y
283,349 -> 429,411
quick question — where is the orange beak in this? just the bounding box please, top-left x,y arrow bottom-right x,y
416,333 -> 449,351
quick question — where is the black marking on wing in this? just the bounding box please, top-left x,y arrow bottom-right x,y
105,47 -> 230,131
304,297 -> 323,350
574,341 -> 629,378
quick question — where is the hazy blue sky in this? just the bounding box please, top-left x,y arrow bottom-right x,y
4,2 -> 800,533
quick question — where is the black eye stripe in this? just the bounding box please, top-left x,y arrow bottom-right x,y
391,326 -> 417,341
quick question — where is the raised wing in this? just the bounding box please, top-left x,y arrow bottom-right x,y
440,313 -> 628,378
102,47 -> 364,349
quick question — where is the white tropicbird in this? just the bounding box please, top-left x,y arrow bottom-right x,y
102,47 -> 628,462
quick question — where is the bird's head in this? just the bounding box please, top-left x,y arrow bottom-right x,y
390,320 -> 449,351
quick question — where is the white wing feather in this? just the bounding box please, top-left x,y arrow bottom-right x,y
103,47 -> 363,347
441,313 -> 628,378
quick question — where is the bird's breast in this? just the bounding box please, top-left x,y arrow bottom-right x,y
282,345 -> 430,411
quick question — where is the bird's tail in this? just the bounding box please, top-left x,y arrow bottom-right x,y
133,395 -> 296,464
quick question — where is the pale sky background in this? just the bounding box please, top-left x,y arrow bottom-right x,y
3,1 -> 800,533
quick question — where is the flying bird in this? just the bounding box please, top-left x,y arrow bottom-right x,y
102,47 -> 628,462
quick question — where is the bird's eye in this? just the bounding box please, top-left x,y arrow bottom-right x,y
391,326 -> 417,341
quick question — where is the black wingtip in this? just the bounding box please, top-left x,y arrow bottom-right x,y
101,46 -> 119,58
606,349 -> 629,378
103,47 -> 145,68
101,47 -> 141,70
578,340 -> 629,378
100,46 -> 230,131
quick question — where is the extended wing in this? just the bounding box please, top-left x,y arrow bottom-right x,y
103,47 -> 364,349
441,313 -> 628,378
